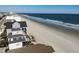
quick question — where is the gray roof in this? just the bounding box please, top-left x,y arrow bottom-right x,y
12,28 -> 20,31
8,34 -> 25,38
8,35 -> 26,44
4,22 -> 12,29
4,21 -> 27,29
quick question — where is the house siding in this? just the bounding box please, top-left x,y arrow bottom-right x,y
9,42 -> 22,50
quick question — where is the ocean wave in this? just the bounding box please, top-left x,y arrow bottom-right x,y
24,15 -> 79,31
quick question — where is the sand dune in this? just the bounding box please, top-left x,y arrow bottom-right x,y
7,44 -> 54,53
20,16 -> 79,53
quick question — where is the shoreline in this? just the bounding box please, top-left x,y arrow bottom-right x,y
21,16 -> 79,52
22,15 -> 79,32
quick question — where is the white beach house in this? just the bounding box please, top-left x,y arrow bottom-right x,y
4,21 -> 28,50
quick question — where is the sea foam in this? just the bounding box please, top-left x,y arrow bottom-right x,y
23,15 -> 79,31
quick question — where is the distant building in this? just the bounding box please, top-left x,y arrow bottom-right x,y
4,21 -> 29,50
6,15 -> 22,22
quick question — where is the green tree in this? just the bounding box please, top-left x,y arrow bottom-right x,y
0,29 -> 8,47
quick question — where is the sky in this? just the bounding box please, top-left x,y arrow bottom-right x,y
0,5 -> 79,14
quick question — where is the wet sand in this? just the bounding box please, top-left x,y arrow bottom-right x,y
22,17 -> 79,53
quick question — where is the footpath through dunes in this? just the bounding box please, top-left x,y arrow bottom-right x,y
21,16 -> 79,53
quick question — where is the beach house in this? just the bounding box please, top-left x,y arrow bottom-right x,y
4,21 -> 28,50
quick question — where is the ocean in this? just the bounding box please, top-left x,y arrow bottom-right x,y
19,13 -> 79,31
19,13 -> 79,24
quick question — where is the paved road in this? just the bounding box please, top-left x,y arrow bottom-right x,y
0,16 -> 6,34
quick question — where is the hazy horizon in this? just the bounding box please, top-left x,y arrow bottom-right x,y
0,5 -> 79,14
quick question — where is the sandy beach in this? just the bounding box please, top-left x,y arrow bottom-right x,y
21,17 -> 79,53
